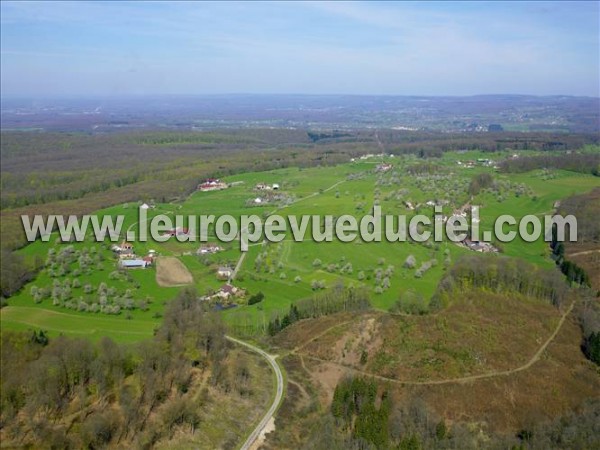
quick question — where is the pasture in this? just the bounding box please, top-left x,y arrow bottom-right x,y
3,150 -> 598,341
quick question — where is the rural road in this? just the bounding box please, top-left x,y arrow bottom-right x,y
225,335 -> 284,450
230,178 -> 347,282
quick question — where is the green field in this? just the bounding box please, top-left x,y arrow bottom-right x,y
3,151 -> 599,341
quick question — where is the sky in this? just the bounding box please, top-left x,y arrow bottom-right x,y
1,1 -> 599,97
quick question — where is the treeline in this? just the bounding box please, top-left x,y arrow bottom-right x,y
577,289 -> 600,366
0,248 -> 41,299
376,130 -> 599,156
267,285 -> 371,336
499,152 -> 600,176
557,187 -> 600,243
432,254 -> 569,309
0,288 -> 234,449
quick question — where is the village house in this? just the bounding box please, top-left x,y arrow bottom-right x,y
198,178 -> 228,192
114,241 -> 133,255
197,244 -> 223,255
142,256 -> 154,266
162,227 -> 190,237
462,238 -> 498,253
216,266 -> 233,280
255,182 -> 280,191
119,259 -> 148,269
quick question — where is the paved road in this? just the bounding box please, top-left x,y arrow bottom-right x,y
226,335 -> 284,450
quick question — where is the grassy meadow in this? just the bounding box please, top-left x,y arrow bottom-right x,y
2,150 -> 599,341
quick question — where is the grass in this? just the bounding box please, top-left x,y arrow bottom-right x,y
3,152 -> 599,342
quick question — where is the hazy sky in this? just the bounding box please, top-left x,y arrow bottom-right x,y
1,1 -> 598,97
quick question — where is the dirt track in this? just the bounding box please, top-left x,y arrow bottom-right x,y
155,256 -> 193,286
296,300 -> 576,386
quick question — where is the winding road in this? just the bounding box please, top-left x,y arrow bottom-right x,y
225,335 -> 284,450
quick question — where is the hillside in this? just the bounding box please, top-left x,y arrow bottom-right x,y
266,286 -> 600,448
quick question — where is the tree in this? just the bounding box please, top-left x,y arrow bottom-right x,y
248,292 -> 264,305
404,255 -> 416,269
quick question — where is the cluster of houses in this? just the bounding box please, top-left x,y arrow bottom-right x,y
111,242 -> 156,269
198,178 -> 228,192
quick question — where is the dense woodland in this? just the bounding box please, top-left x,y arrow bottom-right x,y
0,288 -> 257,449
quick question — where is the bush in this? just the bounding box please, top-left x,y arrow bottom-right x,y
248,292 -> 264,305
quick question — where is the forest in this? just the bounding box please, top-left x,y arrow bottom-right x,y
0,288 -> 255,449
311,375 -> 600,450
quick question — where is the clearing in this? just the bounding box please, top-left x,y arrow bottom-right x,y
155,256 -> 194,286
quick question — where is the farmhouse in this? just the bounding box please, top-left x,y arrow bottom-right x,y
117,241 -> 134,255
197,244 -> 222,255
216,266 -> 233,280
255,182 -> 280,191
119,259 -> 148,269
255,183 -> 270,191
142,256 -> 154,266
162,227 -> 189,237
462,238 -> 498,253
198,178 -> 228,192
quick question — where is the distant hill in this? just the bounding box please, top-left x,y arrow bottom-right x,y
2,94 -> 598,133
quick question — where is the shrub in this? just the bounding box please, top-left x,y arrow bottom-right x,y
248,292 -> 265,305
